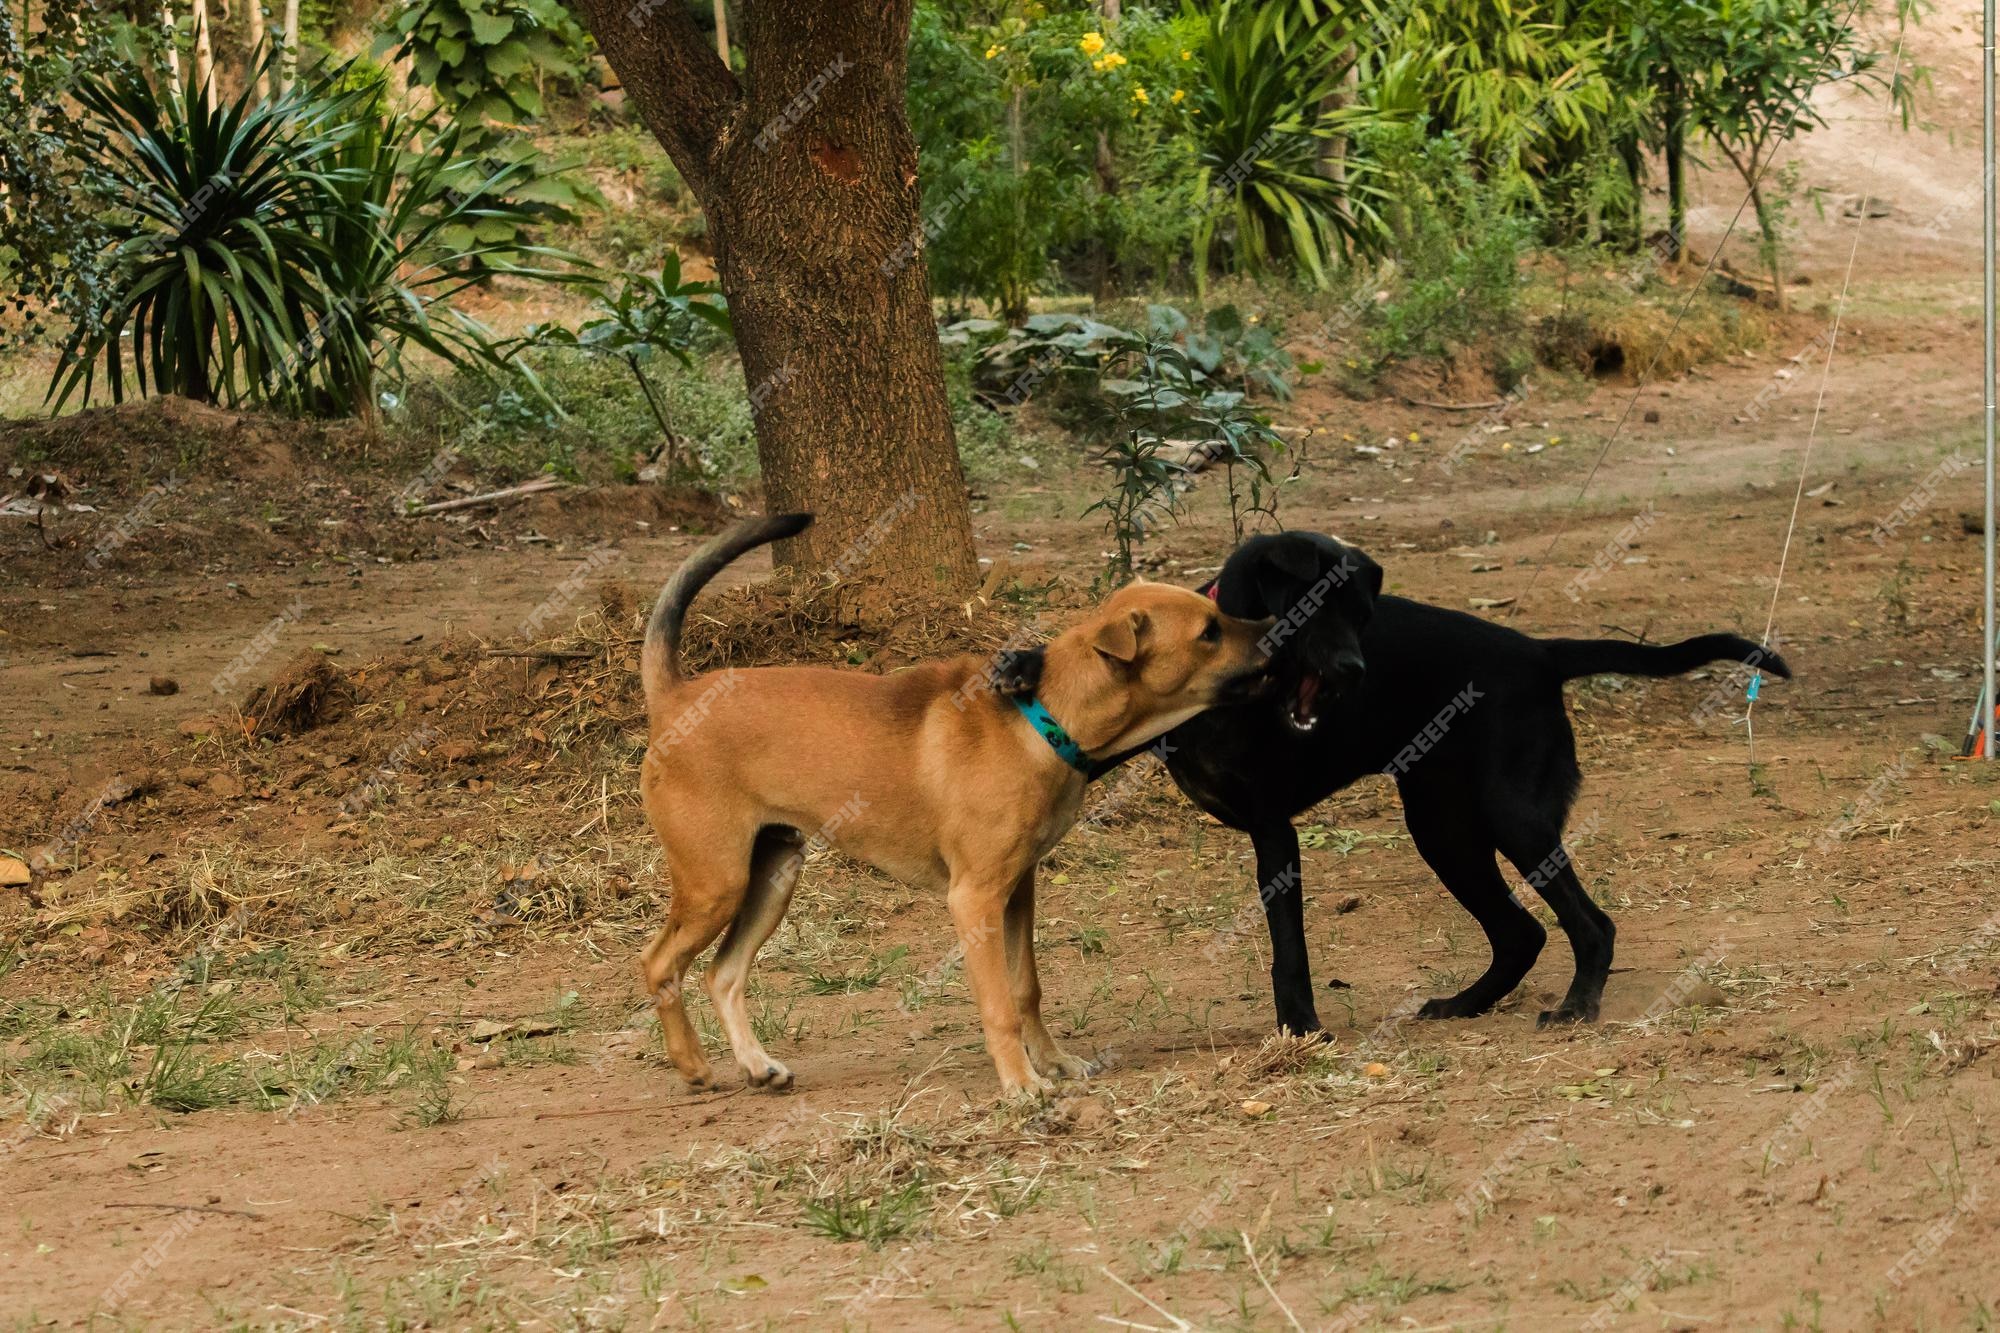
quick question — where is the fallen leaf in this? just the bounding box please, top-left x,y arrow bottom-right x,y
0,856 -> 30,887
1363,1062 -> 1390,1078
1239,1099 -> 1273,1117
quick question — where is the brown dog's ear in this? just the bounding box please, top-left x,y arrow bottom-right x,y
1092,609 -> 1148,664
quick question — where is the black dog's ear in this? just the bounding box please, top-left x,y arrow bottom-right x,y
1353,548 -> 1385,601
990,646 -> 1045,698
1254,539 -> 1322,617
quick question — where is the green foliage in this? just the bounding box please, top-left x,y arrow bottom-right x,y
376,0 -> 591,128
1363,0 -> 1624,187
49,58 -> 579,416
1666,0 -> 1919,306
1085,318 -> 1289,576
907,3 -> 1202,316
1359,126 -> 1531,365
530,253 -> 732,475
1188,0 -> 1388,290
0,2 -> 150,349
50,60 -> 366,409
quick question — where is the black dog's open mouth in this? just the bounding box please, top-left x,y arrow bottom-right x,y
1286,673 -> 1322,733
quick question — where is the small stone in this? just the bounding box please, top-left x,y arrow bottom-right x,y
1644,409 -> 1661,423
147,676 -> 180,696
1240,1099 -> 1273,1117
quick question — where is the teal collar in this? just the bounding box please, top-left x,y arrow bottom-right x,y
1012,695 -> 1092,775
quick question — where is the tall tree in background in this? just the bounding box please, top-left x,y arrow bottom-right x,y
567,0 -> 980,600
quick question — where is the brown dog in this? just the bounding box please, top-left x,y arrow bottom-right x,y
637,513 -> 1272,1096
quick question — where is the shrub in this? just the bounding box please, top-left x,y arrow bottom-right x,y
49,59 -> 579,417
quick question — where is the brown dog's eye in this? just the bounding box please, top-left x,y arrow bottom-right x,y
1201,618 -> 1221,643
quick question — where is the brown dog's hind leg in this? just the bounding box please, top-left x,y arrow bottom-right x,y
1004,870 -> 1093,1082
642,838 -> 752,1091
707,828 -> 805,1090
949,874 -> 1046,1097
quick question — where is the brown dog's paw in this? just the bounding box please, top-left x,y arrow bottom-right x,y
744,1058 -> 795,1091
1035,1049 -> 1097,1082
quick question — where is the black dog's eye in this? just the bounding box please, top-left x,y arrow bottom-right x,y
1200,618 -> 1221,643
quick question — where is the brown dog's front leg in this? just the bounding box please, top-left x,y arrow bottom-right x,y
948,878 -> 1047,1097
1004,870 -> 1093,1082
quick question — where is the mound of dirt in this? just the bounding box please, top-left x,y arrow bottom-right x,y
1,572 -> 1081,943
1,396 -> 368,494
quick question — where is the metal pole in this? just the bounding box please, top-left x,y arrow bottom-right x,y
1986,0 -> 1997,758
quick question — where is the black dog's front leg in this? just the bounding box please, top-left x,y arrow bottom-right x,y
1250,822 -> 1320,1034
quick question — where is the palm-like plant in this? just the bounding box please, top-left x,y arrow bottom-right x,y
51,58 -> 580,417
1188,1 -> 1389,292
50,62 -> 367,410
297,95 -> 578,418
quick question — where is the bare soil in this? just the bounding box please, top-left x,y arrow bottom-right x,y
4,13 -> 2000,1327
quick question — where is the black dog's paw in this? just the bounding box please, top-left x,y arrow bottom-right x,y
1417,994 -> 1489,1021
990,646 -> 1045,698
1535,1003 -> 1598,1028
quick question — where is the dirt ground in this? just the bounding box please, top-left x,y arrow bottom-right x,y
6,11 -> 2000,1330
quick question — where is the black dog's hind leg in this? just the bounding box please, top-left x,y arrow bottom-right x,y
1404,799 -> 1546,1020
1249,822 -> 1321,1034
1498,830 -> 1614,1026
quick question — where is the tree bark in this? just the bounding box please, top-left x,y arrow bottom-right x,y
278,0 -> 298,92
1663,72 -> 1685,262
569,0 -> 979,602
191,0 -> 214,105
245,0 -> 267,100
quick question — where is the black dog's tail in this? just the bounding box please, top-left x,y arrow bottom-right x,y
1545,633 -> 1791,683
643,512 -> 813,708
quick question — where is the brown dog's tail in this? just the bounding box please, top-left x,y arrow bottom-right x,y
643,512 -> 813,704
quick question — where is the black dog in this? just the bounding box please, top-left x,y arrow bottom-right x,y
1011,532 -> 1791,1034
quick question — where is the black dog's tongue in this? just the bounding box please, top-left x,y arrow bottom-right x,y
1288,673 -> 1322,731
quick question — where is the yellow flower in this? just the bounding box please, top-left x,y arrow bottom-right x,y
1180,48 -> 1193,60
1079,31 -> 1106,56
1170,88 -> 1186,104
1090,50 -> 1127,72
1131,85 -> 1149,104
984,43 -> 1003,59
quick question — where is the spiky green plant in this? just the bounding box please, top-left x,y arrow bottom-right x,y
49,61 -> 367,409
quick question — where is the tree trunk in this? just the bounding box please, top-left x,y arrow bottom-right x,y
245,0 -> 267,100
162,2 -> 182,80
711,0 -> 729,61
568,0 -> 979,602
191,0 -> 214,105
1663,72 -> 1685,262
278,0 -> 298,92
1748,179 -> 1786,313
